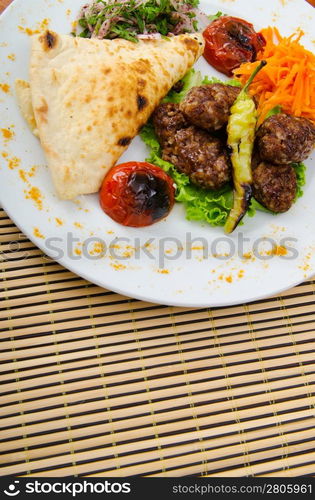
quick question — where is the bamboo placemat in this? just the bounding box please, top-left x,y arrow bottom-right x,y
1,0 -> 315,479
1,207 -> 315,478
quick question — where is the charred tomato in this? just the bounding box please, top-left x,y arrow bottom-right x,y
203,16 -> 266,76
100,162 -> 175,227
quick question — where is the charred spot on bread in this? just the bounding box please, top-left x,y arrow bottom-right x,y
137,95 -> 148,111
40,31 -> 57,50
133,59 -> 152,74
182,36 -> 199,54
137,78 -> 147,89
118,137 -> 132,146
46,31 -> 56,49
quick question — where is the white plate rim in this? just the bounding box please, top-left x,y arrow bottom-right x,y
1,0 -> 315,308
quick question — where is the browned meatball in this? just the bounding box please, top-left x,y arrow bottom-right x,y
251,149 -> 262,171
163,126 -> 231,190
253,161 -> 297,213
179,84 -> 240,131
151,102 -> 187,149
256,113 -> 315,165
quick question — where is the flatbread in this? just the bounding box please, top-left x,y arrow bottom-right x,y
15,79 -> 39,137
28,30 -> 204,199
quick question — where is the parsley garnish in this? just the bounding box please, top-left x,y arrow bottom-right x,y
74,0 -> 207,42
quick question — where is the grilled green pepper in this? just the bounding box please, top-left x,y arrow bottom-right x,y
224,60 -> 267,234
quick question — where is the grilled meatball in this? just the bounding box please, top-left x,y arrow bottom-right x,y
251,149 -> 262,171
179,84 -> 241,131
165,126 -> 231,190
152,102 -> 187,150
256,113 -> 315,165
253,161 -> 297,213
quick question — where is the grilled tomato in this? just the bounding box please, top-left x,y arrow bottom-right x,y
203,16 -> 266,76
100,162 -> 175,227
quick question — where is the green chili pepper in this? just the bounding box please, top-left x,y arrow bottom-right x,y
224,60 -> 267,234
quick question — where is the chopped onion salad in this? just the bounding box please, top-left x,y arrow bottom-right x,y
74,0 -> 214,41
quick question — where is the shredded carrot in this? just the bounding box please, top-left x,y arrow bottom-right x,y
234,27 -> 315,125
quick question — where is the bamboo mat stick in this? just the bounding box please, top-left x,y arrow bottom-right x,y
2,419 -> 315,475
1,328 -> 313,363
28,433 -> 315,478
1,357 -> 314,406
1,402 -> 314,464
206,450 -> 315,477
260,463 -> 315,477
1,382 -> 314,430
149,445 -> 315,478
1,338 -> 313,376
1,371 -> 314,421
1,310 -> 315,356
1,346 -> 314,391
1,396 -> 314,454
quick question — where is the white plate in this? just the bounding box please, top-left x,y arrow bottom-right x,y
0,0 -> 314,307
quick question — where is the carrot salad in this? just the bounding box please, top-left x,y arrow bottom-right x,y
234,27 -> 315,125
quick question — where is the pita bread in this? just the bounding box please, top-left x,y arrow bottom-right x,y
27,30 -> 204,200
15,79 -> 39,137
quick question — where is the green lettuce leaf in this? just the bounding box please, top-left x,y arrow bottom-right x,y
202,75 -> 241,87
293,162 -> 306,200
163,69 -> 203,104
